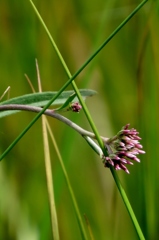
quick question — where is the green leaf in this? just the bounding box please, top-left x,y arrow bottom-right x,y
0,89 -> 97,118
55,92 -> 77,111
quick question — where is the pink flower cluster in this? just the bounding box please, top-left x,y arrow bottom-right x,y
103,124 -> 145,174
70,102 -> 82,113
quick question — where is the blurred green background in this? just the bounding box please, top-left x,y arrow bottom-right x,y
0,0 -> 159,239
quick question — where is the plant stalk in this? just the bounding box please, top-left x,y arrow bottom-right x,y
42,117 -> 60,240
110,168 -> 145,240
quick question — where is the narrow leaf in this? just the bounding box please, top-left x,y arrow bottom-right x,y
0,89 -> 97,118
55,92 -> 76,111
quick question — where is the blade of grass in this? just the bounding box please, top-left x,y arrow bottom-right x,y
37,60 -> 60,240
84,214 -> 95,240
41,116 -> 60,240
0,86 -> 10,101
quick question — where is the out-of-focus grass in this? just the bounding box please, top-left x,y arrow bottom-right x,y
0,0 -> 158,239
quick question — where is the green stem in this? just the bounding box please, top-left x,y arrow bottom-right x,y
110,168 -> 145,240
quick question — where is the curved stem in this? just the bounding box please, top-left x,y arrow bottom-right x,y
0,104 -> 108,142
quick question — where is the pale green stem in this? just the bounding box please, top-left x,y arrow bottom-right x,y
42,116 -> 60,240
37,60 -> 60,240
0,104 -> 108,143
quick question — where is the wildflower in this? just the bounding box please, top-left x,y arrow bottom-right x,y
103,124 -> 145,174
70,102 -> 82,113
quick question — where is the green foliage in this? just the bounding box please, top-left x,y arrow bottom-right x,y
0,89 -> 97,118
0,0 -> 159,240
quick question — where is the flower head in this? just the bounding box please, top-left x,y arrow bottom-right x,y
70,102 -> 82,113
103,124 -> 145,174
